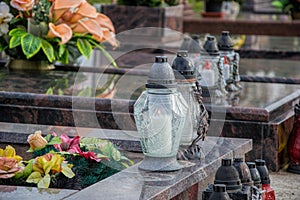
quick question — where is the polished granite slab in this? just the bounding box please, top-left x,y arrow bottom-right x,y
0,56 -> 299,172
0,68 -> 298,125
65,136 -> 252,200
0,185 -> 78,200
0,128 -> 252,200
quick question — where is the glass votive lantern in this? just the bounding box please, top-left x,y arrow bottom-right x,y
134,56 -> 188,171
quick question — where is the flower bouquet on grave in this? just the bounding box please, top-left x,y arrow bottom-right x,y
0,131 -> 133,189
0,0 -> 118,70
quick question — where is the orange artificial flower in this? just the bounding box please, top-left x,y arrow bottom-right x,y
47,23 -> 73,44
72,18 -> 103,39
10,0 -> 34,11
100,28 -> 118,47
68,1 -> 98,23
52,0 -> 83,22
96,13 -> 115,33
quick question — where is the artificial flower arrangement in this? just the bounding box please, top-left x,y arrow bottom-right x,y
0,0 -> 118,66
0,131 -> 133,189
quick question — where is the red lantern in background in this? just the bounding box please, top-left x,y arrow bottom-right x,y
287,100 -> 300,174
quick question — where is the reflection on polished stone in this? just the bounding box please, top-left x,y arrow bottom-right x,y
0,185 -> 77,200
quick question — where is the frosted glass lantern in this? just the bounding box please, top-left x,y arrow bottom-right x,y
218,31 -> 241,91
134,56 -> 188,171
200,35 -> 227,97
171,50 -> 201,145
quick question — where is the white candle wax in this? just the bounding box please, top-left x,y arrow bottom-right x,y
147,114 -> 173,155
223,63 -> 230,80
201,69 -> 215,87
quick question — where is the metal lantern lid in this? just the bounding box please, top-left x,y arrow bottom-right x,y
171,50 -> 195,80
246,162 -> 262,188
203,36 -> 220,56
180,35 -> 203,54
214,158 -> 242,191
146,56 -> 177,89
255,159 -> 271,184
208,184 -> 231,200
233,158 -> 253,186
218,31 -> 234,51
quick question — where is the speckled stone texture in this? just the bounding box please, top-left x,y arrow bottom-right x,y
62,136 -> 252,200
0,129 -> 252,200
101,5 -> 183,34
101,5 -> 183,43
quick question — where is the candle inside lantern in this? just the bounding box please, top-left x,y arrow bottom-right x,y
200,61 -> 215,87
142,95 -> 173,156
223,56 -> 230,81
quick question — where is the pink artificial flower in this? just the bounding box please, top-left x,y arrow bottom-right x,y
54,134 -> 81,154
79,151 -> 101,162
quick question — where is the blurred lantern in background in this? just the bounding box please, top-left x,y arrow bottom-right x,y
171,50 -> 209,160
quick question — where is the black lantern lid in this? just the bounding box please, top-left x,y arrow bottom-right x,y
255,159 -> 271,184
218,31 -> 234,51
233,158 -> 253,185
246,162 -> 262,187
214,158 -> 242,191
146,56 -> 177,89
203,36 -> 220,56
209,184 -> 231,200
180,35 -> 203,54
171,50 -> 195,80
213,184 -> 226,192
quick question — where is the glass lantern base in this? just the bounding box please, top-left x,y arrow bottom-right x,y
138,156 -> 182,172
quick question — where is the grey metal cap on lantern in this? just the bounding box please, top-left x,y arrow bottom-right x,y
218,31 -> 234,51
214,158 -> 242,192
203,36 -> 220,56
171,50 -> 195,80
146,56 -> 177,89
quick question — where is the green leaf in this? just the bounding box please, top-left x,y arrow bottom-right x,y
59,45 -> 66,57
111,147 -> 121,161
77,39 -> 92,58
44,134 -> 51,142
26,148 -> 34,153
121,155 -> 134,165
9,28 -> 26,37
47,136 -> 62,145
9,36 -> 21,48
89,40 -> 118,68
26,171 -> 42,184
80,137 -> 107,147
120,162 -> 129,168
13,171 -> 24,180
271,1 -> 283,9
95,153 -> 109,159
46,87 -> 53,95
61,164 -> 75,178
101,142 -> 121,161
21,33 -> 42,59
58,89 -> 64,96
37,174 -> 51,188
27,146 -> 45,152
41,39 -> 54,62
59,48 -> 69,64
22,159 -> 34,178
